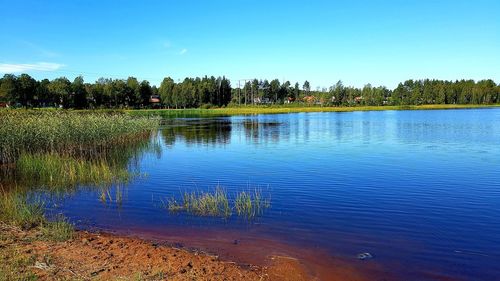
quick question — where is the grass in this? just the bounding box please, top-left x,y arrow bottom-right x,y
0,110 -> 159,279
0,188 -> 73,280
167,187 -> 231,218
15,153 -> 131,190
99,185 -> 125,207
235,189 -> 270,219
166,186 -> 270,219
0,110 -> 159,164
40,217 -> 74,242
128,104 -> 500,118
0,187 -> 74,239
0,189 -> 45,229
0,245 -> 38,281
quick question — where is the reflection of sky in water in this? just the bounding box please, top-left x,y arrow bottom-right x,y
48,109 -> 500,281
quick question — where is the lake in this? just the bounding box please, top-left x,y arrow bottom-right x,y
45,108 -> 500,280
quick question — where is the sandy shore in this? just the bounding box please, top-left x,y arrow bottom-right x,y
0,223 -> 387,280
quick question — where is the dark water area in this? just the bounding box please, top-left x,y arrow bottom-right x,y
43,109 -> 499,280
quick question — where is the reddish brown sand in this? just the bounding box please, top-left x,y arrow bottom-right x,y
107,226 -> 396,281
1,223 -> 394,280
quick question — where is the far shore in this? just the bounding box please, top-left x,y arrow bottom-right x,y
127,104 -> 500,117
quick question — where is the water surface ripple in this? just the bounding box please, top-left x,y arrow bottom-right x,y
54,109 -> 500,280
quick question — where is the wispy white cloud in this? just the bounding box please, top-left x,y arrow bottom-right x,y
0,62 -> 64,73
162,41 -> 171,48
179,48 -> 188,55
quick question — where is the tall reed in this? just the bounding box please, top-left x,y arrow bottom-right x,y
15,153 -> 131,190
0,110 -> 159,164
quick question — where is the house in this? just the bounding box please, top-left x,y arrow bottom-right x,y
253,97 -> 271,104
303,95 -> 316,104
149,95 -> 161,108
285,97 -> 296,104
354,96 -> 363,103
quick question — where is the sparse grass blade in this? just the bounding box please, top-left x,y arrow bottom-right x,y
166,186 -> 270,219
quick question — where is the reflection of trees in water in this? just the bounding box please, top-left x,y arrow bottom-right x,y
161,119 -> 232,147
161,118 -> 295,147
239,120 -> 289,145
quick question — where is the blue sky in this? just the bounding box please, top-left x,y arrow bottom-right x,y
0,0 -> 498,89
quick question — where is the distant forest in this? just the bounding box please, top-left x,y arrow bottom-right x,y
0,73 -> 498,109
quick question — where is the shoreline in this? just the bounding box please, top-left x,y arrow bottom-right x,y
127,104 -> 500,117
0,223 -> 308,280
0,223 -> 388,281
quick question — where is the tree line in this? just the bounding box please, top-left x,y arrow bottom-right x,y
233,79 -> 499,106
0,73 -> 498,108
0,74 -> 231,109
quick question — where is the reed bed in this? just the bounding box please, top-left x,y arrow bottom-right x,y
0,110 -> 159,164
15,153 -> 131,190
166,187 -> 270,219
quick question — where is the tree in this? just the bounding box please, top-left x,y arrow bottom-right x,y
251,79 -> 259,104
91,78 -> 110,107
302,81 -> 310,95
269,79 -> 280,103
126,77 -> 140,107
110,79 -> 127,107
0,74 -> 18,103
48,77 -> 71,108
72,76 -> 87,108
18,74 -> 37,107
36,79 -> 51,107
219,76 -> 231,106
331,80 -> 345,106
280,80 -> 291,102
159,77 -> 175,108
139,80 -> 152,107
294,82 -> 300,100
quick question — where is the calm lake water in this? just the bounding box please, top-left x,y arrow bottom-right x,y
49,109 -> 500,280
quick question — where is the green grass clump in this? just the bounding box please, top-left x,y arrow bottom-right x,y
40,218 -> 74,242
0,187 -> 74,241
235,189 -> 270,219
168,187 -> 231,218
0,192 -> 73,280
166,187 -> 270,219
15,153 -> 131,189
0,246 -> 38,281
0,110 -> 159,164
0,190 -> 45,229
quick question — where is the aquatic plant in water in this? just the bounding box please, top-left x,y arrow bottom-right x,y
0,188 -> 45,229
167,187 -> 231,218
0,187 -> 74,240
235,189 -> 270,219
15,153 -> 131,190
166,186 -> 270,219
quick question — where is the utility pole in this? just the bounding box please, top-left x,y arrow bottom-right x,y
235,78 -> 253,105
